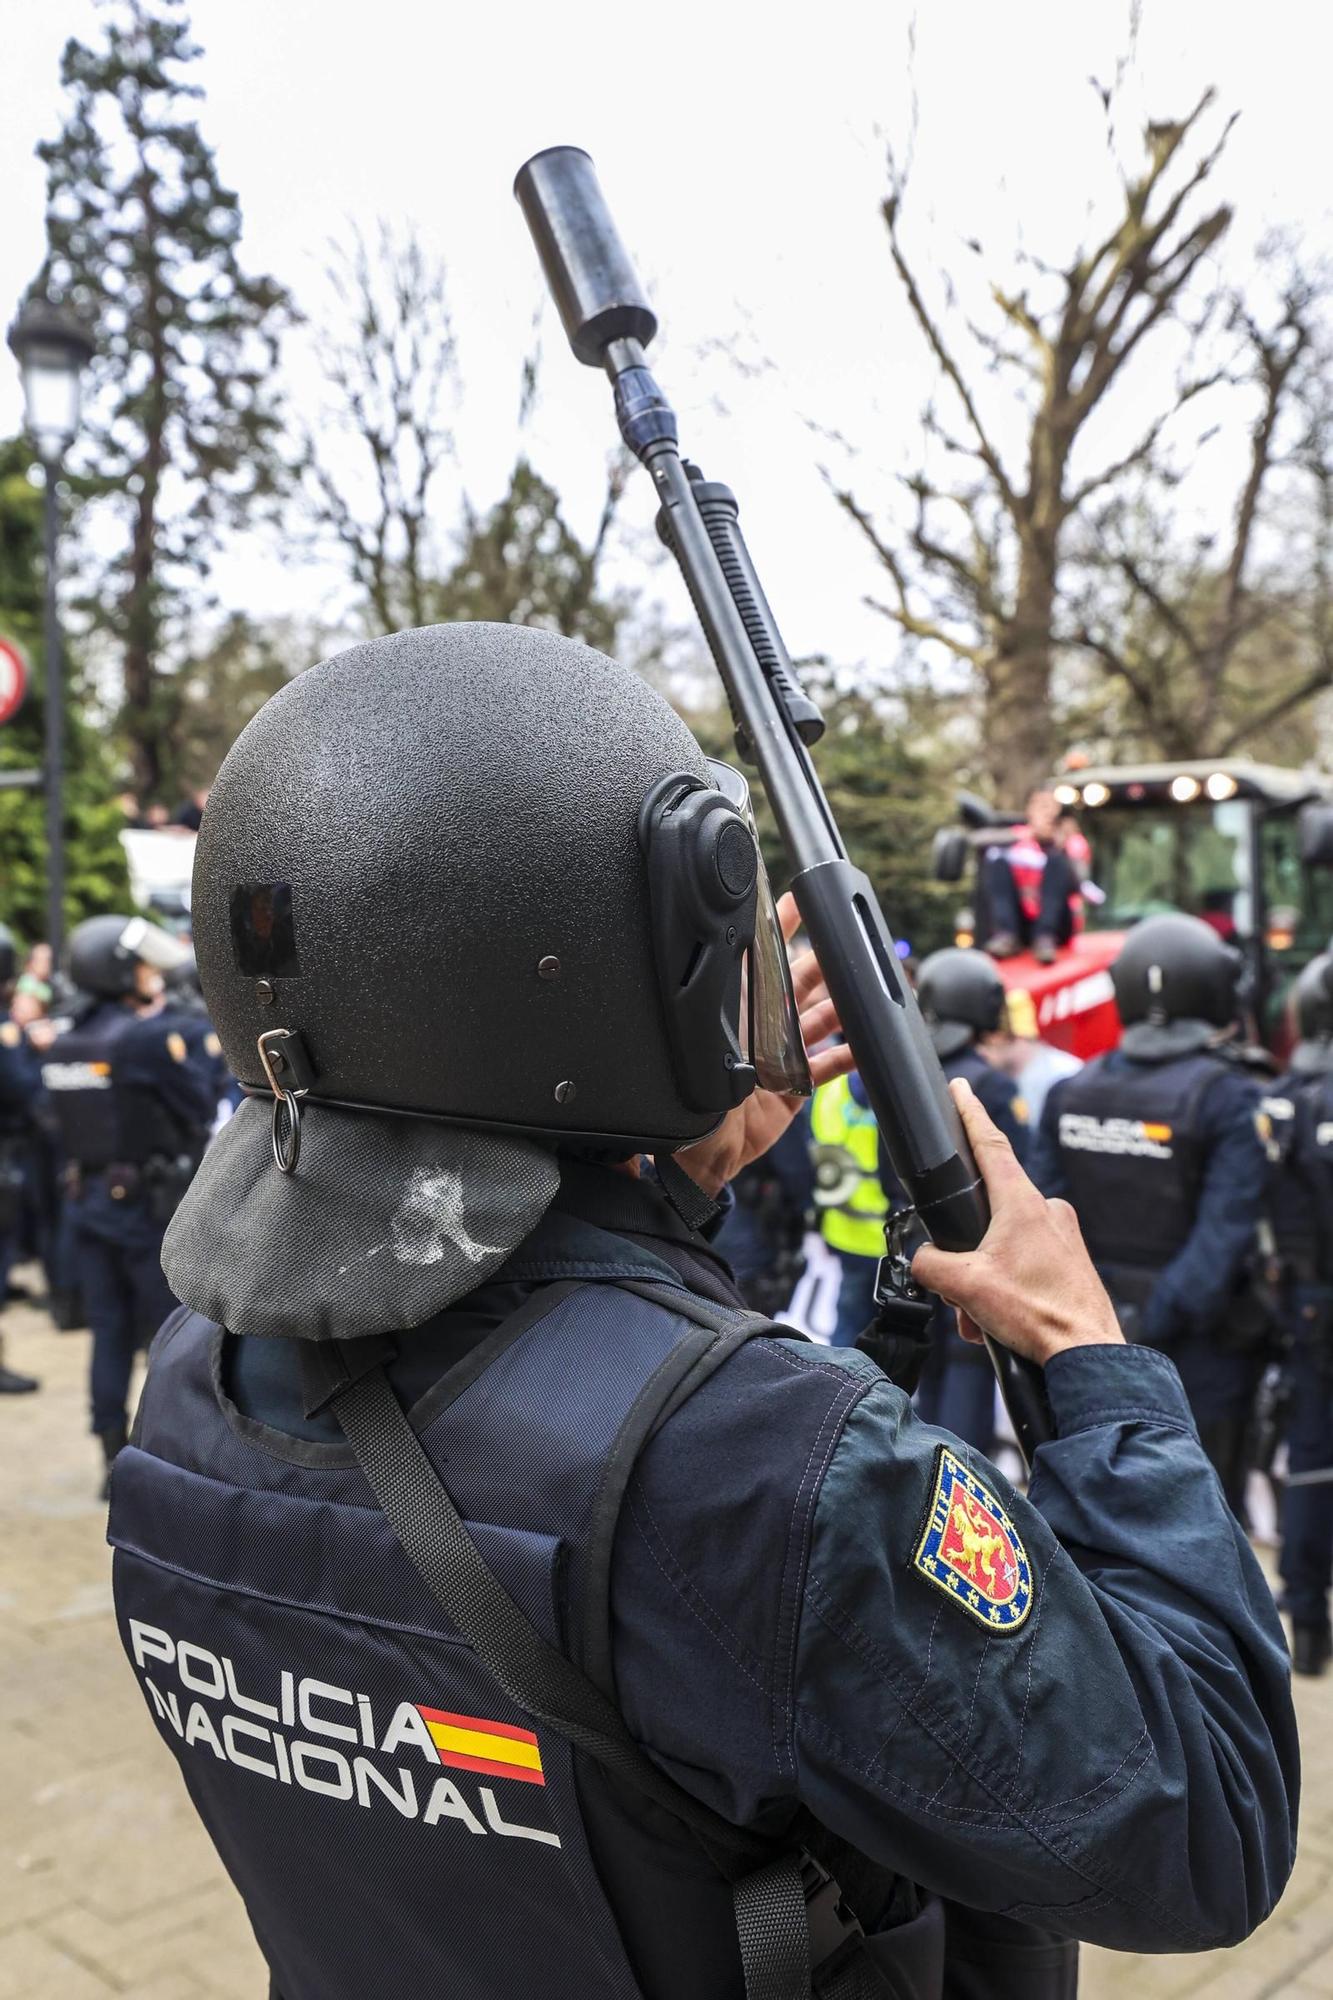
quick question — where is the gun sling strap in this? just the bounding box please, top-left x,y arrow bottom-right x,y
321,1280 -> 902,2000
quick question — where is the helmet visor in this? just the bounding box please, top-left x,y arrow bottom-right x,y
119,915 -> 193,975
708,761 -> 812,1098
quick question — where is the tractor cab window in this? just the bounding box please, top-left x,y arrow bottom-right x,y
1262,810 -> 1333,963
1081,801 -> 1253,939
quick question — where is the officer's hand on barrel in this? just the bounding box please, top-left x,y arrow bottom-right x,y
677,892 -> 852,1195
912,1078 -> 1124,1365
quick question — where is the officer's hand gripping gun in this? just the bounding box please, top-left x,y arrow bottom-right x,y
515,147 -> 1052,1466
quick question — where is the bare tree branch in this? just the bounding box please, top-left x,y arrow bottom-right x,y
883,194 -> 1023,520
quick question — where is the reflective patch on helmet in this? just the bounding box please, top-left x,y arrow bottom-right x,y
230,883 -> 301,979
913,1446 -> 1033,1632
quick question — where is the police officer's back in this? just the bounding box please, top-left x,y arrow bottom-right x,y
109,627 -> 1296,2000
0,923 -> 47,1394
1261,951 -> 1333,1674
1030,915 -> 1268,1508
43,916 -> 216,1484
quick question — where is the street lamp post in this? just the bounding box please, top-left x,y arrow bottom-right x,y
6,299 -> 93,964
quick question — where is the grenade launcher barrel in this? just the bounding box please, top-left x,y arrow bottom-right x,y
514,146 -> 1052,1465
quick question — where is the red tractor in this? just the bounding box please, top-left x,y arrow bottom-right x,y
933,759 -> 1333,1062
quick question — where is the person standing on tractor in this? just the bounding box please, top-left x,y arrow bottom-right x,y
981,789 -> 1083,965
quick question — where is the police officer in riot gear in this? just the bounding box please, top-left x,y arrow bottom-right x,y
912,949 -> 1028,1451
1030,913 -> 1269,1509
43,915 -> 217,1486
0,923 -> 46,1394
110,626 -> 1295,2000
1261,950 -> 1333,1674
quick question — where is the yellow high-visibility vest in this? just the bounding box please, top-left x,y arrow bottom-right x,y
809,1073 -> 889,1259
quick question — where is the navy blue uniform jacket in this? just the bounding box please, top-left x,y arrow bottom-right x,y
227,1165 -> 1297,1964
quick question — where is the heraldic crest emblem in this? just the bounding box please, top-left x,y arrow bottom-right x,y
913,1444 -> 1034,1632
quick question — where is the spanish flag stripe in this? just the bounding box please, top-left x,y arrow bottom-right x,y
432,1746 -> 546,1787
417,1706 -> 539,1748
424,1720 -> 543,1772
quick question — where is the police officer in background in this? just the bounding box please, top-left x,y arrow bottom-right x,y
809,1066 -> 890,1344
43,916 -> 217,1488
1030,913 -> 1269,1510
110,627 -> 1296,2000
1261,951 -> 1333,1675
0,923 -> 48,1394
912,948 -> 1028,1452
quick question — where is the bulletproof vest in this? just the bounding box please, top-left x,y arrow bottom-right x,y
40,1005 -> 133,1169
44,1007 -> 197,1169
1055,1051 -> 1229,1307
108,1274 -> 927,2000
1262,1072 -> 1333,1282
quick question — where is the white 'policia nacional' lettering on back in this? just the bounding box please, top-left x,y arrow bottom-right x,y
128,1620 -> 561,1847
1058,1111 -> 1175,1160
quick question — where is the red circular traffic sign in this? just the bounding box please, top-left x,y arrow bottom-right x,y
0,639 -> 28,727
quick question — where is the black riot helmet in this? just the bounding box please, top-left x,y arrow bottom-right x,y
68,913 -> 192,1000
0,924 -> 16,989
1290,951 -> 1333,1071
917,947 -> 1007,1059
1111,913 -> 1241,1057
191,624 -> 809,1155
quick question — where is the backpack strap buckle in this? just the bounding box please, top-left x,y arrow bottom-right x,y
802,1850 -> 867,1985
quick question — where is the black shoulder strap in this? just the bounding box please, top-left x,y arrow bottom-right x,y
330,1285 -> 886,2000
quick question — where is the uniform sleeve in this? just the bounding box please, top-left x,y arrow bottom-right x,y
1026,1082 -> 1068,1197
1144,1073 -> 1266,1344
791,1347 -> 1297,1950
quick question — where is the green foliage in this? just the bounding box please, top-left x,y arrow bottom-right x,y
33,0 -> 294,798
429,458 -> 626,654
686,666 -> 960,956
0,438 -> 129,942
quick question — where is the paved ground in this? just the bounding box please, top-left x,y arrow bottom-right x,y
3,1286 -> 1332,1999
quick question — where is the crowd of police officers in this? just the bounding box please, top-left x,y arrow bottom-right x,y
4,893 -> 1333,1670
745,915 -> 1333,1679
0,618 -> 1313,1998
0,895 -> 1329,1656
0,912 -> 228,1490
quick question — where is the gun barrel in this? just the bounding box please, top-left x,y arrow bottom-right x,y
513,148 -> 657,367
513,146 -> 1053,1463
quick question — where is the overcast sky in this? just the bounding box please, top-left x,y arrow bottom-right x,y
4,0 -> 1332,675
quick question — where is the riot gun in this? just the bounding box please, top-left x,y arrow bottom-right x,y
514,147 -> 1052,1466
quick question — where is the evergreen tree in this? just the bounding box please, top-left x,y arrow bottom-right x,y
32,0 -> 293,799
431,458 -> 627,653
687,666 -> 959,957
0,438 -> 130,942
